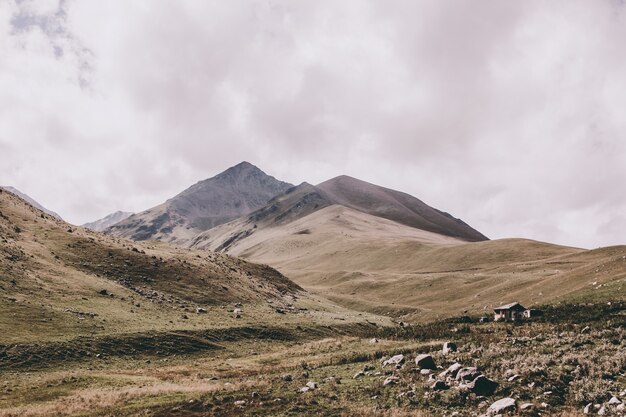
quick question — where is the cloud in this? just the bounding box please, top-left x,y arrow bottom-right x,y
0,0 -> 625,248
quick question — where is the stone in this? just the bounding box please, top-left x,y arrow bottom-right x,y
456,367 -> 480,382
415,354 -> 437,370
608,396 -> 622,405
420,369 -> 432,375
468,375 -> 498,396
584,403 -> 593,414
370,338 -> 379,344
443,342 -> 458,355
431,380 -> 449,391
305,381 -> 317,390
520,403 -> 534,411
353,371 -> 365,379
196,307 -> 207,314
382,354 -> 405,368
440,362 -> 463,379
383,376 -> 400,386
487,398 -> 516,415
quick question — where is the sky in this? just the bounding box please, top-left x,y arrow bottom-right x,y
1,0 -> 625,249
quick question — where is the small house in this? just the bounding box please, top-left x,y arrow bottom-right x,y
493,302 -> 526,321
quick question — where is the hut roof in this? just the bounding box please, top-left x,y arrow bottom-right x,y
494,302 -> 526,311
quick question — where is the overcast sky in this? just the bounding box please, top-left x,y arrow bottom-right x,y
1,0 -> 625,249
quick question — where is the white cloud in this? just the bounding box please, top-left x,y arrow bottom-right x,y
0,0 -> 625,248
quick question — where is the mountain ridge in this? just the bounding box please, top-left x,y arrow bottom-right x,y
82,210 -> 133,232
106,162 -> 293,242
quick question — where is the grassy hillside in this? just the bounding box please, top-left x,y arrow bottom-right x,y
0,189 -> 389,345
191,205 -> 626,322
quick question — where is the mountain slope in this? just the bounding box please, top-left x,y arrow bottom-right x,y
0,187 -> 304,343
189,176 -> 486,252
82,210 -> 133,231
107,162 -> 293,243
0,186 -> 63,220
316,176 -> 488,242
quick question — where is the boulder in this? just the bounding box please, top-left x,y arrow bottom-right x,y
469,375 -> 498,396
415,354 -> 437,370
383,376 -> 400,386
456,367 -> 480,382
487,398 -> 516,415
440,362 -> 463,379
353,371 -> 365,379
608,396 -> 622,405
443,342 -> 458,355
382,354 -> 405,368
305,381 -> 317,390
584,403 -> 593,414
431,380 -> 449,391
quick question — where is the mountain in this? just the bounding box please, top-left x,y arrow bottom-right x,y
189,175 -> 487,252
0,186 -> 63,220
188,177 -> 625,321
82,211 -> 133,232
106,162 -> 293,243
0,186 -> 302,343
316,176 -> 488,241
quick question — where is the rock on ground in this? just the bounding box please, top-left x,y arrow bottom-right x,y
487,398 -> 517,415
415,354 -> 437,370
382,354 -> 405,368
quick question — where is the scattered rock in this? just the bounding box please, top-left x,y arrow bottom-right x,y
353,371 -> 365,379
443,342 -> 458,355
487,398 -> 516,415
584,403 -> 593,414
415,354 -> 437,370
420,369 -> 432,375
608,396 -> 622,405
456,367 -> 480,382
370,338 -> 379,344
234,400 -> 246,406
382,354 -> 405,368
520,403 -> 534,411
305,381 -> 317,390
383,376 -> 400,386
196,307 -> 207,314
468,375 -> 498,396
431,380 -> 449,391
440,362 -> 463,379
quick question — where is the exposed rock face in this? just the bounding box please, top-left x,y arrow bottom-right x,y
107,162 -> 293,243
83,211 -> 133,232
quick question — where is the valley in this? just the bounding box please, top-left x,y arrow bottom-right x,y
1,163 -> 625,416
